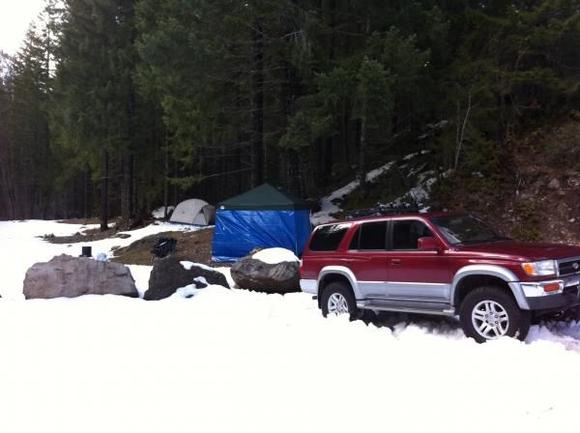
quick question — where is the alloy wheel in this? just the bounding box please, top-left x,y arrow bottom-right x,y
471,300 -> 510,340
327,293 -> 350,315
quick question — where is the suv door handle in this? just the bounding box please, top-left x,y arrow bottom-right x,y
390,259 -> 402,265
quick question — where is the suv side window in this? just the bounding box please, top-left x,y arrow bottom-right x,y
392,220 -> 433,250
309,223 -> 350,251
358,221 -> 387,250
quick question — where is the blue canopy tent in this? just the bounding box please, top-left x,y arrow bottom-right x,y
212,184 -> 311,262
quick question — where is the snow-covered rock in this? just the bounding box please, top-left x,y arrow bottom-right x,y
251,247 -> 299,264
23,254 -> 138,299
144,256 -> 229,300
231,248 -> 300,293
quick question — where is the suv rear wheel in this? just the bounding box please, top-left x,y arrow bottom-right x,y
320,281 -> 360,320
459,287 -> 531,343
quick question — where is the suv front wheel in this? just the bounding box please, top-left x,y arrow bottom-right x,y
459,287 -> 531,343
320,281 -> 360,320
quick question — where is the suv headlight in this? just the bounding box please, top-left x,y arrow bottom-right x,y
522,260 -> 557,277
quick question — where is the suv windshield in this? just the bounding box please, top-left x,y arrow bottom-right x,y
431,215 -> 509,245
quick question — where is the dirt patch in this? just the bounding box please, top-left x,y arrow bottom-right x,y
44,217 -> 151,244
57,217 -> 104,225
44,226 -> 119,244
111,228 -> 215,266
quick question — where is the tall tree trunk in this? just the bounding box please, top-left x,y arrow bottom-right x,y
121,150 -> 132,221
283,61 -> 301,195
163,140 -> 169,219
83,165 -> 90,219
0,160 -> 15,219
454,87 -> 472,169
359,15 -> 371,197
100,149 -> 109,231
251,21 -> 264,187
121,0 -> 136,222
359,113 -> 368,196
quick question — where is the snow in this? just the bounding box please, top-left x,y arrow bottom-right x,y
403,151 -> 420,160
127,265 -> 153,298
151,205 -> 175,219
310,151 -> 441,225
181,261 -> 216,272
213,266 -> 236,288
385,170 -> 437,209
193,276 -> 209,286
0,220 -> 580,432
171,284 -> 204,298
252,247 -> 299,264
311,161 -> 394,225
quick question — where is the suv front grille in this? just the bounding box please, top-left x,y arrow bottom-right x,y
559,257 -> 580,277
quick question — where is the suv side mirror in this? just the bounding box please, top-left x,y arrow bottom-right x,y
418,236 -> 441,252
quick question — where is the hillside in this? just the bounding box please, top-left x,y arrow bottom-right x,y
433,114 -> 580,245
317,114 -> 580,246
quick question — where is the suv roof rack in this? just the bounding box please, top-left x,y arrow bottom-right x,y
345,204 -> 419,220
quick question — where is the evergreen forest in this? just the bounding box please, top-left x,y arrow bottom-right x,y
0,0 -> 578,228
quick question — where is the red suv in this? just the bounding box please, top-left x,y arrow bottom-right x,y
300,212 -> 580,342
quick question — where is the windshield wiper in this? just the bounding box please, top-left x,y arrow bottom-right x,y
488,236 -> 511,242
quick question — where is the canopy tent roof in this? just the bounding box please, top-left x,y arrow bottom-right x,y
218,183 -> 309,211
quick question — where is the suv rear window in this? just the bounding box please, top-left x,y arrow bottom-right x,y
309,224 -> 350,251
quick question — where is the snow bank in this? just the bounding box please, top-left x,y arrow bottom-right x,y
252,247 -> 299,264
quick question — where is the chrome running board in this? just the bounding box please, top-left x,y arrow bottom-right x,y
357,299 -> 455,316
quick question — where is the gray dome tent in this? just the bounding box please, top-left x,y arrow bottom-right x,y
170,199 -> 215,225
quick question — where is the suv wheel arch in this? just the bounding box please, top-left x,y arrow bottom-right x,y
317,267 -> 361,305
451,265 -> 529,310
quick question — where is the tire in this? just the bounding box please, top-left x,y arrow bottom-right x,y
320,281 -> 361,321
459,286 -> 531,343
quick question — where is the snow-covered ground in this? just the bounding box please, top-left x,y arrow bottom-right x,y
0,220 -> 579,432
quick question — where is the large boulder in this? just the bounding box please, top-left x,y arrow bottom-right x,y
144,256 -> 229,300
23,254 -> 138,299
231,248 -> 300,293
